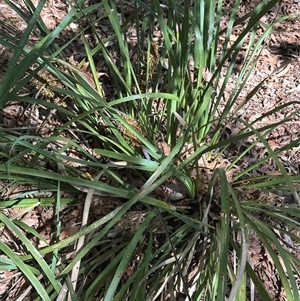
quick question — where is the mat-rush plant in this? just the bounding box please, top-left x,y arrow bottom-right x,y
1,0 -> 300,300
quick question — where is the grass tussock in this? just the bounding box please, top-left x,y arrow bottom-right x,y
1,0 -> 300,300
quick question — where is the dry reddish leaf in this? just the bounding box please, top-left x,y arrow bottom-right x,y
157,141 -> 171,155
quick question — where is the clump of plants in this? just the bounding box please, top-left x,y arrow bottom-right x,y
0,0 -> 300,300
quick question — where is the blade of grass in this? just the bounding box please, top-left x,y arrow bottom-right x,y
0,213 -> 61,293
103,211 -> 157,301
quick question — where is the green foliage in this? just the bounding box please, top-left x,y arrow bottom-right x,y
1,0 -> 300,300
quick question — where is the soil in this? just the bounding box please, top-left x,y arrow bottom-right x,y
0,0 -> 300,300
